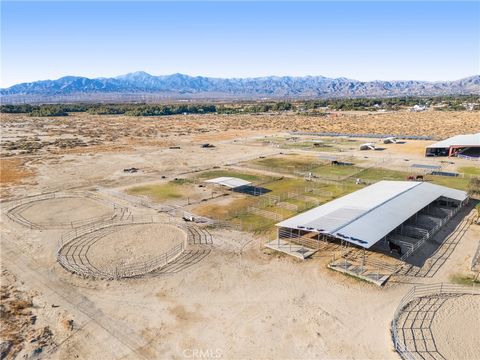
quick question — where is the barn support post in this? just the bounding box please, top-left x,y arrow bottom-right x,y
361,249 -> 365,273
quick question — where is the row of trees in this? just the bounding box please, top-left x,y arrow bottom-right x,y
1,104 -> 87,116
0,103 -> 217,116
123,104 -> 216,116
1,95 -> 478,116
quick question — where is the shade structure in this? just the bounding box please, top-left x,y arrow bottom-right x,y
426,133 -> 480,149
276,181 -> 467,248
205,177 -> 252,189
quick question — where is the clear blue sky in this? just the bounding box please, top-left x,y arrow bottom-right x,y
1,1 -> 479,87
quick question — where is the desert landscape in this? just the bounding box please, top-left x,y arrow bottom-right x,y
1,106 -> 479,360
3,1 -> 480,358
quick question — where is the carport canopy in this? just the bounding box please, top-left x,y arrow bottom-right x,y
205,177 -> 252,189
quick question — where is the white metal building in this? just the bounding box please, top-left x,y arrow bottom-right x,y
425,133 -> 480,157
276,181 -> 468,250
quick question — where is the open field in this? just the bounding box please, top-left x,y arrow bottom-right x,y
1,110 -> 479,360
128,180 -> 193,202
430,294 -> 480,360
2,110 -> 480,158
459,166 -> 480,176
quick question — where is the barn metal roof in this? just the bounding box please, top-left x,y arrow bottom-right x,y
276,181 -> 467,249
426,133 -> 480,149
205,177 -> 251,188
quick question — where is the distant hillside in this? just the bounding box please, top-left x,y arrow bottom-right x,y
1,72 -> 479,103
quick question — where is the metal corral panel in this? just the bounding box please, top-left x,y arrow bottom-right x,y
411,163 -> 441,170
276,181 -> 467,248
426,133 -> 480,149
205,177 -> 252,188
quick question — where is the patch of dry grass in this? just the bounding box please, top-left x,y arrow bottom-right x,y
0,158 -> 35,185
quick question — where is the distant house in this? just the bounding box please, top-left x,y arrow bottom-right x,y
410,105 -> 427,112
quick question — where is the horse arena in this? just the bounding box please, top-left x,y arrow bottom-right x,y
57,219 -> 189,279
1,111 -> 479,360
6,192 -> 126,229
5,191 -> 213,280
392,284 -> 480,360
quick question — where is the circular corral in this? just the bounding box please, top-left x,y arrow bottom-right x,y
6,193 -> 126,229
87,223 -> 187,270
392,285 -> 480,360
57,220 -> 188,279
428,294 -> 480,360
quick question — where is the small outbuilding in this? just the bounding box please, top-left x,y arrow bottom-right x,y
205,177 -> 251,189
360,143 -> 376,150
383,137 -> 397,144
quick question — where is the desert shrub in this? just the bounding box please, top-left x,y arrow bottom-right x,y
29,106 -> 68,117
0,104 -> 34,113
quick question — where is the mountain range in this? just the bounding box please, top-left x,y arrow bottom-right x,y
1,72 -> 479,103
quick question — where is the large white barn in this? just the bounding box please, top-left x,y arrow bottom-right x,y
275,181 -> 468,257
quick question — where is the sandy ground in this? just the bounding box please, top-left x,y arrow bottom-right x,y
2,197 -> 478,360
430,294 -> 480,360
0,269 -> 74,360
87,223 -> 186,269
1,111 -> 479,360
18,197 -> 114,226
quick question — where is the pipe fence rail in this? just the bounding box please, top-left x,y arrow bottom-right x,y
183,223 -> 213,245
399,200 -> 465,262
56,216 -> 187,279
290,131 -> 434,140
97,186 -> 174,212
392,283 -> 480,360
5,191 -> 130,229
472,240 -> 480,272
247,206 -> 284,221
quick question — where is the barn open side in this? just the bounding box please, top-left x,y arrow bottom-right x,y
267,181 -> 468,285
425,133 -> 480,158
